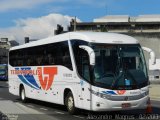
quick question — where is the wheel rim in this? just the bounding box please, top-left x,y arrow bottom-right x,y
68,96 -> 74,110
21,89 -> 25,100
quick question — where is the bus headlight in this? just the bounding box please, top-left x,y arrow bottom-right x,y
141,90 -> 149,97
88,88 -> 111,99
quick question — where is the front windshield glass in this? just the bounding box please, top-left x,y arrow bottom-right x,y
0,65 -> 6,75
91,44 -> 148,90
0,66 -> 5,69
0,70 -> 5,75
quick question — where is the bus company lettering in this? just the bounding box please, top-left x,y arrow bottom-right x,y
11,69 -> 39,75
11,67 -> 58,91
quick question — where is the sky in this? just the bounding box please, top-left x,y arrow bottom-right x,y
0,0 -> 160,43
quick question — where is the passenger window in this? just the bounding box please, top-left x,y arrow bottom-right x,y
71,40 -> 90,82
9,41 -> 73,70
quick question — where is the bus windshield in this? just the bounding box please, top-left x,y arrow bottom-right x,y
0,70 -> 5,75
91,44 -> 148,90
0,65 -> 6,69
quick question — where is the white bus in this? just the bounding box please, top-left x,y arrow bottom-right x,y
9,32 -> 151,114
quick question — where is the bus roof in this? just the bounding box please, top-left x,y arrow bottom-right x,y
10,32 -> 139,51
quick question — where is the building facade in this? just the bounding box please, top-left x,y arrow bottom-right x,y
0,38 -> 19,64
0,38 -> 10,64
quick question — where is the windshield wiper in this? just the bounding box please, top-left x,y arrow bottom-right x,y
111,71 -> 123,89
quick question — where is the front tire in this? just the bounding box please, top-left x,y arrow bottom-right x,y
20,86 -> 27,103
65,92 -> 77,114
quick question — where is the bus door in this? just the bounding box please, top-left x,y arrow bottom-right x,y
71,40 -> 92,110
80,56 -> 91,110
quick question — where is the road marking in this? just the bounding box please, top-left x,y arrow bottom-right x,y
27,105 -> 34,108
73,115 -> 85,119
40,108 -> 48,111
15,102 -> 45,114
55,111 -> 65,114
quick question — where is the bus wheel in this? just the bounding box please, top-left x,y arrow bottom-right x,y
65,92 -> 77,114
20,86 -> 27,103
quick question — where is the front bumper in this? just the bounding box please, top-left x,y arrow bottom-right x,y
0,76 -> 7,81
91,95 -> 149,111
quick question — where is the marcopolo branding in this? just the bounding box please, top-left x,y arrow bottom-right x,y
117,90 -> 126,95
10,67 -> 58,91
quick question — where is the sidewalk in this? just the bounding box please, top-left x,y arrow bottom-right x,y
149,84 -> 160,100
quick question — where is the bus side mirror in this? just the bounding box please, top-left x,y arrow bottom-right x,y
79,45 -> 95,66
142,47 -> 156,65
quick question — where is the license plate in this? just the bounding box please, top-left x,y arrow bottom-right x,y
121,103 -> 131,108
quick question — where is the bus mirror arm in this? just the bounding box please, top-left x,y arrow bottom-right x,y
142,47 -> 156,65
79,45 -> 95,66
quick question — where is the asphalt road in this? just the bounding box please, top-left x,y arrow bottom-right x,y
0,81 -> 160,120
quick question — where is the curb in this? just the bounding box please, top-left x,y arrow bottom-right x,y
151,98 -> 160,101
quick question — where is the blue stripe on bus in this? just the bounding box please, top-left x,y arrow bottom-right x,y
21,67 -> 40,89
17,75 -> 37,89
15,68 -> 40,90
102,91 -> 117,95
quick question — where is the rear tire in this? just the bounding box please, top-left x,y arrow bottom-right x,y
20,86 -> 27,103
65,92 -> 77,115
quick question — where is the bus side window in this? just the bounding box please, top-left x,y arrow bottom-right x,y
71,40 -> 90,82
63,52 -> 71,68
48,54 -> 55,65
82,57 -> 90,81
37,56 -> 43,65
27,59 -> 31,66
